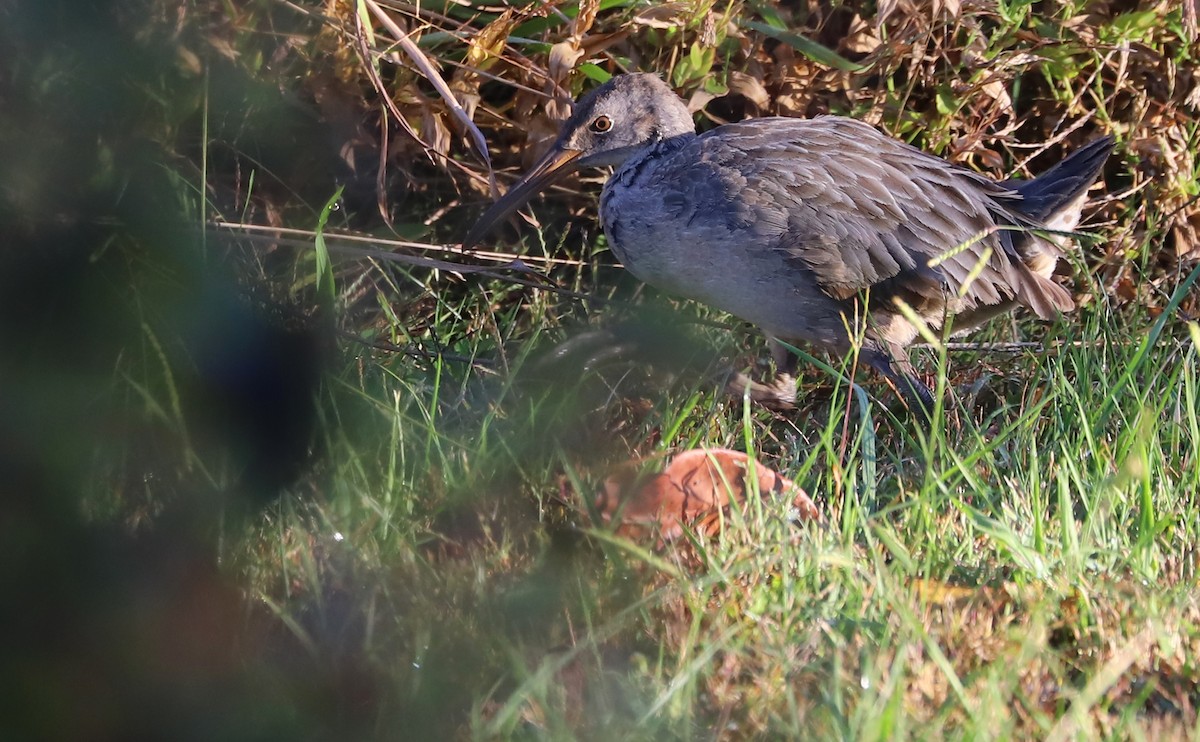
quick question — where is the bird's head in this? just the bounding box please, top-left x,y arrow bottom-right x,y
462,73 -> 694,248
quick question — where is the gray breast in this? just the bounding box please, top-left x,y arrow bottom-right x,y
597,132 -> 847,343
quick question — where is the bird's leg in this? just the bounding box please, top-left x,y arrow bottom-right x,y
726,373 -> 797,409
769,338 -> 800,377
765,338 -> 799,404
860,343 -> 936,418
725,337 -> 798,409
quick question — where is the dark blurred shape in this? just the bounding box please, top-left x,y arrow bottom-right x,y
185,283 -> 327,505
0,1 -> 343,738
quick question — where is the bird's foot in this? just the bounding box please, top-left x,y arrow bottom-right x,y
726,372 -> 797,410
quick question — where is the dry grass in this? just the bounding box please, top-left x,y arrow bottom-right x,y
177,0 -> 1200,335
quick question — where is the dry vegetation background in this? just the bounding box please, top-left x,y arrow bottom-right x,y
223,0 -> 1199,315
3,0 -> 1200,739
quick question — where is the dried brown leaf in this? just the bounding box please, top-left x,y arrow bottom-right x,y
464,9 -> 515,72
420,106 -> 451,158
728,71 -> 770,109
571,0 -> 601,42
631,3 -> 690,30
594,448 -> 820,543
548,41 -> 584,88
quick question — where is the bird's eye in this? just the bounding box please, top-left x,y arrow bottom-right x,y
589,115 -> 613,133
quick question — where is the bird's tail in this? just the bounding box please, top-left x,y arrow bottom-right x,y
1009,135 -> 1115,230
1002,135 -> 1115,320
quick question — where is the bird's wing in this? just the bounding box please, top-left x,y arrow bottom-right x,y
659,117 -> 1070,319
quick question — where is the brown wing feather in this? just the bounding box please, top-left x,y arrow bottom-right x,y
686,117 -> 1071,320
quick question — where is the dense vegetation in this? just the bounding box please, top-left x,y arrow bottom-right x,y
3,0 -> 1198,738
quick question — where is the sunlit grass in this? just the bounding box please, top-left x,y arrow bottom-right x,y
221,244 -> 1200,737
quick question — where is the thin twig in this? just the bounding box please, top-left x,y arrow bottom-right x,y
351,8 -> 430,162
363,0 -> 493,173
210,221 -> 592,269
207,224 -> 610,304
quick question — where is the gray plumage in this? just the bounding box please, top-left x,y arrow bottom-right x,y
465,73 -> 1113,411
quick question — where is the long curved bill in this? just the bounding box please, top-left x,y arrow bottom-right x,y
461,145 -> 582,249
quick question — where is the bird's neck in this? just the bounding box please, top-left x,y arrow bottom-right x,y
652,95 -> 698,142
654,131 -> 697,151
607,132 -> 696,193
628,132 -> 695,168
